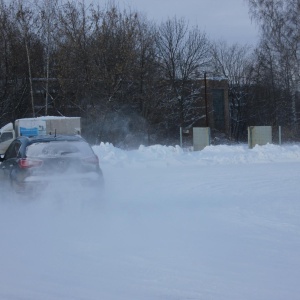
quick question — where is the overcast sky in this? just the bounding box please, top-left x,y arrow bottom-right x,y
114,0 -> 259,45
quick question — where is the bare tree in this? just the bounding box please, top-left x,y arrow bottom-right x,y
53,0 -> 94,116
247,0 -> 300,132
156,17 -> 210,132
36,0 -> 59,115
15,0 -> 38,117
88,4 -> 149,144
0,0 -> 12,123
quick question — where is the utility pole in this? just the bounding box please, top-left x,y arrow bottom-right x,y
204,71 -> 208,127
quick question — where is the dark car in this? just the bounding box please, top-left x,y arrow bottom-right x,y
0,135 -> 104,194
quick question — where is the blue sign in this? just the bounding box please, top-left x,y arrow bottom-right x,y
20,127 -> 39,137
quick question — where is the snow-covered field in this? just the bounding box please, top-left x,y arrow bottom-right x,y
1,142 -> 300,300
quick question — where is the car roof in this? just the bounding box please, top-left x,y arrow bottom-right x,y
18,135 -> 85,144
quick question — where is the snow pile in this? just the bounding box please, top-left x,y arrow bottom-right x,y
93,142 -> 300,167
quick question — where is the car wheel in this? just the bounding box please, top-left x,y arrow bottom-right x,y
9,169 -> 28,195
10,178 -> 25,194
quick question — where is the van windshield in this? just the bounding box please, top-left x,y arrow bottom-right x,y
0,132 -> 14,143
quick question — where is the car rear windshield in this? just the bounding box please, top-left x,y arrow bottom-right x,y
26,141 -> 95,158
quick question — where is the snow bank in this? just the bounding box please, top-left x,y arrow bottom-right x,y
93,142 -> 300,167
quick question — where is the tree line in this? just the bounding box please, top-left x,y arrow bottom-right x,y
0,0 -> 299,147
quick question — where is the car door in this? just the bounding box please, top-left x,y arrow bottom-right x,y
0,140 -> 22,181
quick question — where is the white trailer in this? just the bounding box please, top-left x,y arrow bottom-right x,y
0,116 -> 81,155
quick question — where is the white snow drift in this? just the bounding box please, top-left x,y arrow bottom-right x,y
1,142 -> 300,300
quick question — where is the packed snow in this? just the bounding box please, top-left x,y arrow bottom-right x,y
1,142 -> 300,300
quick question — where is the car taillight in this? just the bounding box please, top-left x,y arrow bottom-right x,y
82,156 -> 99,165
19,158 -> 43,169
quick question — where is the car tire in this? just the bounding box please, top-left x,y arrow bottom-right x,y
10,178 -> 24,194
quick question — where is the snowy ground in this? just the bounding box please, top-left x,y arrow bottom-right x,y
1,143 -> 300,300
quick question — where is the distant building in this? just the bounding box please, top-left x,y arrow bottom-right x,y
194,77 -> 230,137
